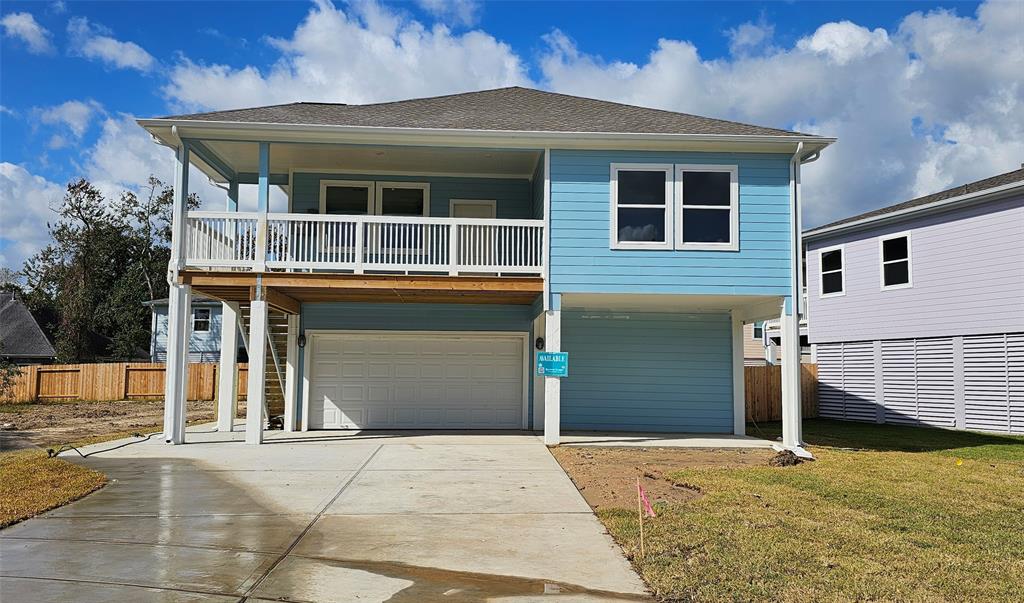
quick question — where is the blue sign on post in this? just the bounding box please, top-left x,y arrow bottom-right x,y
536,352 -> 569,377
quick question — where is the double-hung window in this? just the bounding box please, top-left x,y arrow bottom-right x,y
819,245 -> 845,297
752,321 -> 765,340
192,308 -> 211,332
675,165 -> 739,250
610,164 -> 673,250
879,233 -> 912,290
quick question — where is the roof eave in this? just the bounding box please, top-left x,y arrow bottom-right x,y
804,181 -> 1024,242
136,118 -> 835,152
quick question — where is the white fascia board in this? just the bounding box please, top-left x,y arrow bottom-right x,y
136,118 -> 835,153
804,182 -> 1024,242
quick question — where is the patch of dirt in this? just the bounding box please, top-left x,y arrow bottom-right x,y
551,446 -> 774,511
768,449 -> 805,467
0,399 -> 218,447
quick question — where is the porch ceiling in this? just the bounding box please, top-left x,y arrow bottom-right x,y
178,271 -> 543,306
561,293 -> 785,321
193,140 -> 542,183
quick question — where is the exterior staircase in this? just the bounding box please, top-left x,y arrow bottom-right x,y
238,304 -> 290,423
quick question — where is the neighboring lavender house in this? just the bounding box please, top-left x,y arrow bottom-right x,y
804,168 -> 1024,434
146,296 -> 234,363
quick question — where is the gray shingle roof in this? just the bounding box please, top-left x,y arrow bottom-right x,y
809,167 -> 1024,233
0,293 -> 56,360
158,87 -> 819,138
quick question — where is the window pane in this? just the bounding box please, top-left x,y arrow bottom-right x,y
682,208 -> 731,243
325,186 -> 369,215
380,187 -> 426,216
193,309 -> 210,332
618,171 -> 665,205
682,171 -> 731,206
822,272 -> 843,294
821,249 -> 842,271
617,208 -> 665,242
884,261 -> 909,286
882,236 -> 908,261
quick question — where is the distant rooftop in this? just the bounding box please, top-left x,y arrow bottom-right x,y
808,166 -> 1024,235
155,86 -> 824,139
0,293 -> 56,360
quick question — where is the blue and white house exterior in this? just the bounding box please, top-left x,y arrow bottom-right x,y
138,87 -> 833,450
805,168 -> 1024,434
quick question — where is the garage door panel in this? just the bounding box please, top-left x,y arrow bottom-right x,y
308,333 -> 524,430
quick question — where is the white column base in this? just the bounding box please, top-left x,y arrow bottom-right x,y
245,299 -> 268,445
772,443 -> 814,459
216,302 -> 240,432
162,283 -> 191,445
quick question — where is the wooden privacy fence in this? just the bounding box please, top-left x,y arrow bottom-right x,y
2,362 -> 249,403
745,363 -> 818,422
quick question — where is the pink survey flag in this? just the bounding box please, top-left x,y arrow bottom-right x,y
636,479 -> 656,518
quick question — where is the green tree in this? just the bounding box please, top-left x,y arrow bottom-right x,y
21,177 -> 198,362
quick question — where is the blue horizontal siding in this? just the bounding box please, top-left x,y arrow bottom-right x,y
548,149 -> 793,296
290,172 -> 532,218
151,304 -> 224,363
560,311 -> 734,432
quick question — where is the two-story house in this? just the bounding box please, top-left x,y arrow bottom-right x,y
138,87 -> 833,452
805,168 -> 1024,434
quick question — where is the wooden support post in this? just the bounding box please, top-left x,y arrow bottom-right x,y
163,284 -> 191,444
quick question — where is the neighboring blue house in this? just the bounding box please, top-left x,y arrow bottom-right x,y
145,296 -> 238,363
139,87 -> 833,451
805,167 -> 1024,435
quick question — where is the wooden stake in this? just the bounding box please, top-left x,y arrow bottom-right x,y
636,475 -> 645,560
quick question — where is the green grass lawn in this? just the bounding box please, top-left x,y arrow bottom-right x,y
598,420 -> 1024,602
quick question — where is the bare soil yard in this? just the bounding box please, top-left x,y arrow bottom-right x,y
0,399 -> 216,448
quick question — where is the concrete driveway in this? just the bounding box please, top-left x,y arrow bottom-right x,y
0,428 -> 649,602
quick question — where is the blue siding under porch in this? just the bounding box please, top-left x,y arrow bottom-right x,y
297,302 -> 538,427
548,150 -> 794,297
290,172 -> 535,219
560,311 -> 735,432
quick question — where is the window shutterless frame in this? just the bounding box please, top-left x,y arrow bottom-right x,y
318,180 -> 375,215
609,163 -> 673,250
878,231 -> 913,291
192,308 -> 211,332
674,164 -> 739,251
818,244 -> 845,298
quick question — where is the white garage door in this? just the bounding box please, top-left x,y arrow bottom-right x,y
307,332 -> 525,430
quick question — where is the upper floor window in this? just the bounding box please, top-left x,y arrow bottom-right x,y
819,245 -> 845,297
880,233 -> 912,290
192,308 -> 211,332
611,164 -> 672,250
752,321 -> 765,340
676,165 -> 739,250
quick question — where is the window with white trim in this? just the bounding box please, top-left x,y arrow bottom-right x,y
676,165 -> 739,250
752,321 -> 765,340
192,308 -> 211,332
819,246 -> 844,296
611,165 -> 672,249
880,233 -> 911,289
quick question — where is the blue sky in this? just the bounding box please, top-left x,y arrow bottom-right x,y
1,0 -> 1021,269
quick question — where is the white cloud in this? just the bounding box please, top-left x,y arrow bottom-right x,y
1,11 -> 54,54
0,163 -> 62,269
0,105 -> 17,117
727,18 -> 774,55
38,99 -> 102,138
415,0 -> 481,27
67,16 -> 156,72
539,2 -> 1024,226
163,0 -> 527,111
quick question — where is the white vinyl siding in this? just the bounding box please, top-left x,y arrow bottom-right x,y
881,337 -> 955,427
816,341 -> 876,421
964,333 -> 1024,434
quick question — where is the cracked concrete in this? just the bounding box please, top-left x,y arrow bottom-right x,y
0,427 -> 650,602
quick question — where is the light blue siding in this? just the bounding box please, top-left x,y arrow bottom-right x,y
151,303 -> 223,363
298,302 -> 537,426
560,311 -> 734,432
290,172 -> 533,218
548,150 -> 793,296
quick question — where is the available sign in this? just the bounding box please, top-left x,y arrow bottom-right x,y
536,352 -> 569,377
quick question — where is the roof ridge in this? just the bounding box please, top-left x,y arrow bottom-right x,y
157,100 -> 310,120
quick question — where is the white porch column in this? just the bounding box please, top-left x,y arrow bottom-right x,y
780,299 -> 805,452
216,301 -> 240,432
532,312 -> 546,431
163,284 -> 191,444
731,313 -> 746,436
162,140 -> 191,445
543,305 -> 561,446
245,295 -> 268,445
283,314 -> 299,432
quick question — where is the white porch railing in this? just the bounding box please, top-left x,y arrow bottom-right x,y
184,211 -> 545,276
